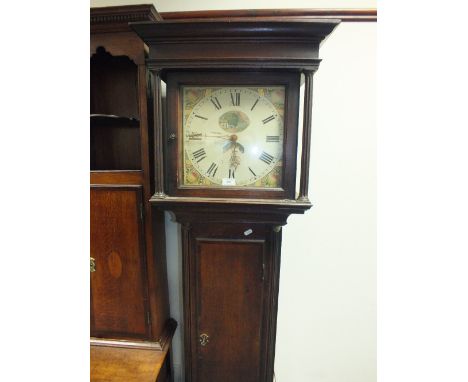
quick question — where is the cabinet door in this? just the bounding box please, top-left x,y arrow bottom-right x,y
90,186 -> 150,340
190,224 -> 269,382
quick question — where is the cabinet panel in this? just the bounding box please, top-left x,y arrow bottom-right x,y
195,239 -> 266,382
90,186 -> 150,339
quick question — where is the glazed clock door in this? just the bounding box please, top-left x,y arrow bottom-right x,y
90,186 -> 151,340
188,223 -> 273,382
165,71 -> 301,200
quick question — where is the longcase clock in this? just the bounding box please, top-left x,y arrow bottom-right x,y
132,18 -> 339,382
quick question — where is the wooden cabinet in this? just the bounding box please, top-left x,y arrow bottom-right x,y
90,186 -> 149,339
90,5 -> 175,349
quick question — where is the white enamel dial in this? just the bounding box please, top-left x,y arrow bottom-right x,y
182,86 -> 284,187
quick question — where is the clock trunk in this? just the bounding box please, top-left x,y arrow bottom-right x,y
182,220 -> 282,382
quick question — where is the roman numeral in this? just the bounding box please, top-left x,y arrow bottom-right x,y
266,135 -> 280,143
192,148 -> 207,162
206,162 -> 218,177
259,151 -> 274,165
229,169 -> 235,178
195,114 -> 208,120
262,115 -> 275,124
210,97 -> 222,110
251,98 -> 259,111
231,92 -> 240,106
249,167 -> 257,177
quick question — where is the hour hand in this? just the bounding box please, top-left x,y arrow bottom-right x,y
223,141 -> 234,153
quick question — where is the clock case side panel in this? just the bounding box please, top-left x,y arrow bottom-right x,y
164,71 -> 300,200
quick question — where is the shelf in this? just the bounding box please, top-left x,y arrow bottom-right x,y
91,47 -> 139,119
91,344 -> 169,382
90,115 -> 141,171
91,114 -> 140,126
90,170 -> 143,185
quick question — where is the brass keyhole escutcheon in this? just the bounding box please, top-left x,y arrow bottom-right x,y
90,257 -> 96,273
199,333 -> 210,346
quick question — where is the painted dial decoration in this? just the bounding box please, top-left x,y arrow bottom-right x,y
182,86 -> 285,187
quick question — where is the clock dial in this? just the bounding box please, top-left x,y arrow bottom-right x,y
182,86 -> 285,187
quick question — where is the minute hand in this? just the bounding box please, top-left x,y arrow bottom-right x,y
186,133 -> 231,140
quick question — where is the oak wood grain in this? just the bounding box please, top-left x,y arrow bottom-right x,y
178,219 -> 284,382
90,186 -> 149,339
196,240 -> 265,382
90,345 -> 169,382
90,170 -> 143,185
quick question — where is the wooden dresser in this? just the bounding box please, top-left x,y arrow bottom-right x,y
90,5 -> 175,381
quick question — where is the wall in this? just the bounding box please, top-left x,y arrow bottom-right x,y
275,22 -> 376,382
91,0 -> 376,11
91,2 -> 376,381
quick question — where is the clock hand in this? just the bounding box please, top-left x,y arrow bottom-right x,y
187,132 -> 230,140
235,142 -> 245,153
223,134 -> 245,153
224,134 -> 246,171
223,141 -> 235,153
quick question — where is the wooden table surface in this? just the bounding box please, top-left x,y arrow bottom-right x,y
91,344 -> 169,382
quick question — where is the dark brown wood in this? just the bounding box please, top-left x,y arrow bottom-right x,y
90,343 -> 170,382
132,19 -> 338,73
90,313 -> 177,351
90,116 -> 141,171
164,71 -> 300,200
151,70 -> 166,197
264,226 -> 282,382
90,186 -> 149,339
90,50 -> 139,119
90,32 -> 146,66
160,8 -> 377,22
91,4 -> 162,34
298,70 -> 314,201
91,5 -> 175,350
177,219 -> 284,382
90,170 -> 143,185
196,238 -> 265,381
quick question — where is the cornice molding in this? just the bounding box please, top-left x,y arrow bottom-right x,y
160,8 -> 377,22
91,4 -> 162,33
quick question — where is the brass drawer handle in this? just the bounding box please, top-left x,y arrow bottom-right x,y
90,257 -> 96,273
199,333 -> 209,346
